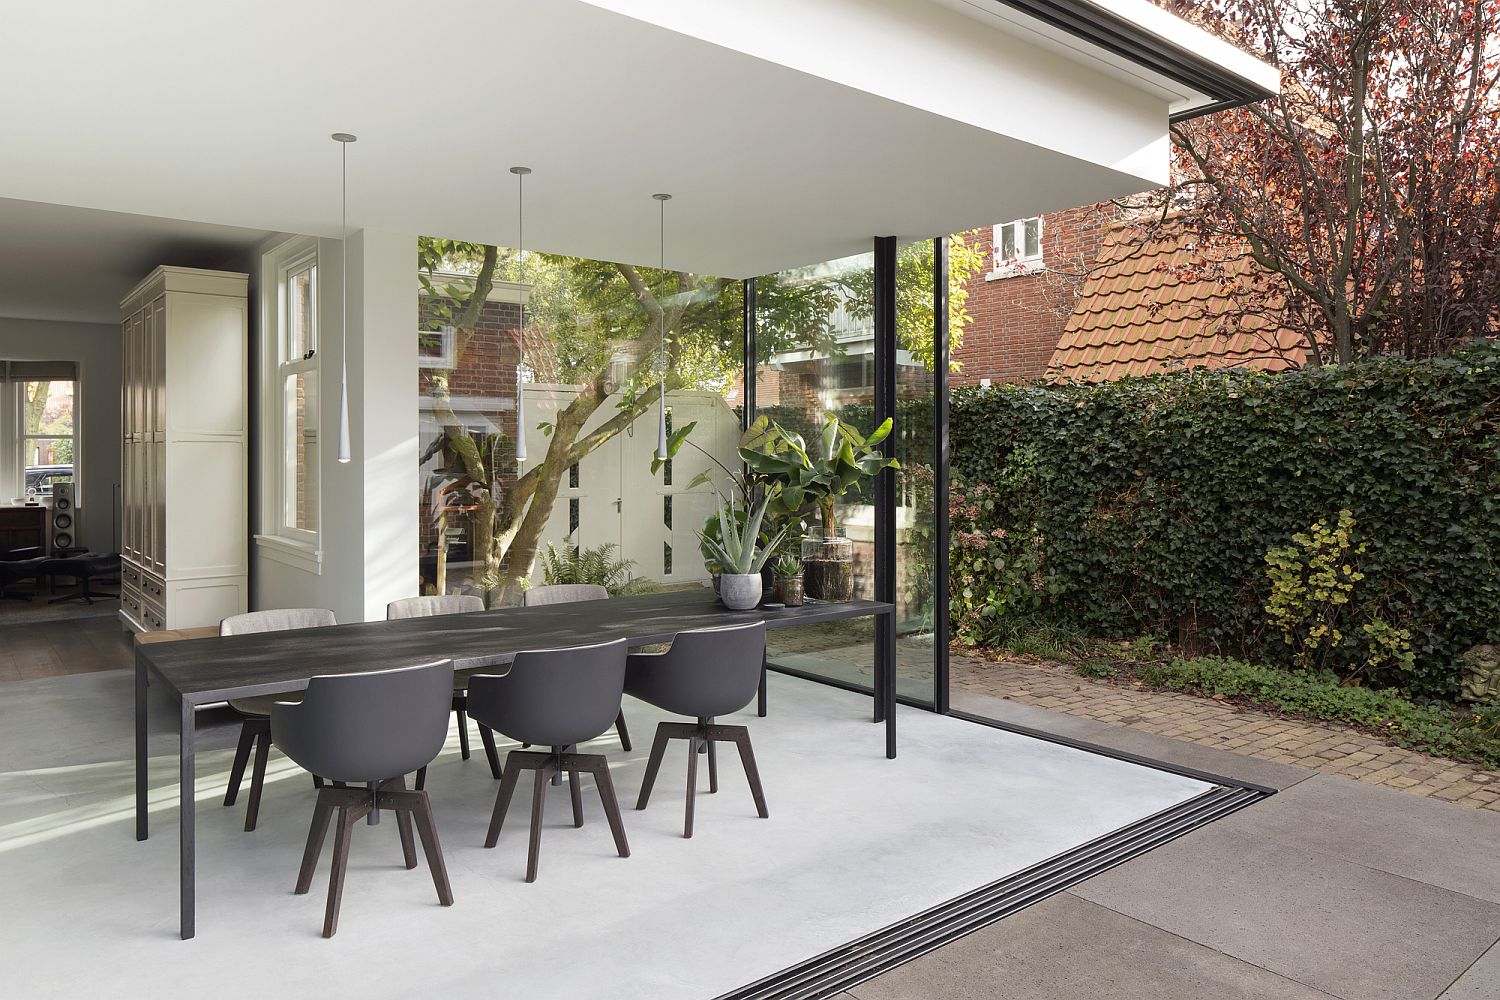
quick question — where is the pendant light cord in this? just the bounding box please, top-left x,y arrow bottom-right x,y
332,132 -> 356,464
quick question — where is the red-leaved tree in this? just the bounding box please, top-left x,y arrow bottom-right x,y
1154,0 -> 1500,363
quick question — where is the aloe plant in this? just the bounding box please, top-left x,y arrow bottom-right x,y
698,494 -> 787,576
774,554 -> 802,578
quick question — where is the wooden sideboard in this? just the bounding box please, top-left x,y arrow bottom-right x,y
0,504 -> 47,555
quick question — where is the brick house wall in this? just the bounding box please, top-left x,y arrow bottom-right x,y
952,203 -> 1117,385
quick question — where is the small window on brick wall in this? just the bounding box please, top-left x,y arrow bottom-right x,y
993,217 -> 1043,273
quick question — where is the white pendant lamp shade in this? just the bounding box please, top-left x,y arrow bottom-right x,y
512,166 -> 531,466
333,133 -> 356,464
653,193 -> 671,462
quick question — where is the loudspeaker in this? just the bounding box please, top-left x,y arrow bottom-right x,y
51,482 -> 76,551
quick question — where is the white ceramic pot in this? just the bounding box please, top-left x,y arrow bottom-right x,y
719,573 -> 762,611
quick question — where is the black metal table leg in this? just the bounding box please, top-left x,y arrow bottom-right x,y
880,609 -> 896,759
135,653 -> 148,842
179,698 -> 196,940
757,653 -> 767,718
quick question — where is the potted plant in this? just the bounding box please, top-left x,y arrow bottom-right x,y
740,413 -> 898,602
773,553 -> 804,607
698,494 -> 787,610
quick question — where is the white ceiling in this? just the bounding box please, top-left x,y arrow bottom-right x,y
0,199 -> 269,324
0,0 -> 1236,285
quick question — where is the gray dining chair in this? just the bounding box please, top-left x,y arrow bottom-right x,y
272,659 -> 456,938
626,620 -> 769,838
523,584 -> 632,752
220,608 -> 337,832
385,594 -> 498,781
466,638 -> 631,883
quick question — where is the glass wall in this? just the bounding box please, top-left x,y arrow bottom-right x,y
416,241 -> 744,607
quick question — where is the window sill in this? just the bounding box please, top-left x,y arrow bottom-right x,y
254,533 -> 323,574
985,262 -> 1046,281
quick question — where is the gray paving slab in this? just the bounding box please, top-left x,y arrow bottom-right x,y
848,893 -> 1336,1000
1440,940 -> 1500,999
950,688 -> 1314,791
1220,773 -> 1500,905
1071,823 -> 1500,1000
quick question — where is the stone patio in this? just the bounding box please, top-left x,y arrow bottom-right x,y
952,650 -> 1500,813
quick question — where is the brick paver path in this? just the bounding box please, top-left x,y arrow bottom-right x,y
953,651 -> 1500,813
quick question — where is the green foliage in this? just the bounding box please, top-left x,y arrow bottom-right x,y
740,413 -> 899,538
1077,660 -> 1118,679
1264,509 -> 1414,680
698,494 -> 787,576
951,346 -> 1500,701
1144,657 -> 1500,769
774,553 -> 802,579
536,542 -> 656,596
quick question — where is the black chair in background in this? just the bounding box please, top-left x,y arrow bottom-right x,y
220,608 -> 338,831
0,548 -> 46,601
385,595 -> 498,783
626,621 -> 769,838
466,638 -> 631,883
271,660 -> 456,938
523,584 -> 633,752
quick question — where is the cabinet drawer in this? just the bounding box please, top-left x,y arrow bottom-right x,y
140,571 -> 166,603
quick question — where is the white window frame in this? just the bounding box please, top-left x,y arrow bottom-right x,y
255,235 -> 323,571
0,366 -> 79,504
987,216 -> 1045,279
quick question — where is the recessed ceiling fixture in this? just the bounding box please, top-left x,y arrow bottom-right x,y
653,192 -> 671,462
512,166 -> 532,465
332,132 -> 356,465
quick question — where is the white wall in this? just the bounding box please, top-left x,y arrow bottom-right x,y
0,317 -> 121,553
251,230 -> 416,623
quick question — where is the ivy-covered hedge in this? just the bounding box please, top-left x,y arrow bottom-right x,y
950,346 -> 1500,701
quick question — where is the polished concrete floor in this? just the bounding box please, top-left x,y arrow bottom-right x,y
0,668 -> 1207,999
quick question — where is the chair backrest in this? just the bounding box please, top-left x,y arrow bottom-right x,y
386,594 -> 485,620
523,584 -> 609,607
628,620 -> 766,719
466,638 -> 627,748
271,660 -> 455,783
220,608 -> 336,636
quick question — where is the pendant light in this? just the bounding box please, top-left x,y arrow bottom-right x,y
332,133 -> 356,464
511,166 -> 532,465
653,193 -> 671,462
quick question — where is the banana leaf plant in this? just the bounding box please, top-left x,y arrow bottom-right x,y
697,494 -> 787,576
739,413 -> 899,540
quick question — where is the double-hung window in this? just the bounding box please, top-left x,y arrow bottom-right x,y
258,236 -> 322,565
0,361 -> 78,500
992,217 -> 1044,275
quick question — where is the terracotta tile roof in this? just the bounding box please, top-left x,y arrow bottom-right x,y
1049,222 -> 1309,381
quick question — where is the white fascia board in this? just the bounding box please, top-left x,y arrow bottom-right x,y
1086,0 -> 1281,98
578,0 -> 1173,186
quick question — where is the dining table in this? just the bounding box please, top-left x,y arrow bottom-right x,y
134,588 -> 896,939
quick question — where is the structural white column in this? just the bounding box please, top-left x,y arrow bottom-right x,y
347,229 -> 419,622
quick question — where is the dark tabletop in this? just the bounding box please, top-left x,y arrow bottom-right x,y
138,588 -> 892,705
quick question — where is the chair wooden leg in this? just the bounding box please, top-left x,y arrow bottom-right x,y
244,730 -> 271,832
479,724 -> 502,780
295,790 -> 336,895
525,765 -> 550,883
591,760 -> 630,858
312,774 -> 324,789
456,708 -> 472,761
614,710 -> 632,752
733,729 -> 770,819
411,790 -> 454,906
394,776 -> 417,870
684,736 -> 700,839
414,766 -> 426,791
323,805 -> 357,938
485,755 -> 523,848
636,726 -> 672,810
707,732 -> 719,794
568,770 -> 584,828
224,722 -> 255,807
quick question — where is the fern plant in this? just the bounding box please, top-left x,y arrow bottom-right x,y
537,542 -> 647,596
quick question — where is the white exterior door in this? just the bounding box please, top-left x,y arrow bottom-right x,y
521,386 -> 740,588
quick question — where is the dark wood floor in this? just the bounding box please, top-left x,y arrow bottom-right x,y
0,617 -> 133,682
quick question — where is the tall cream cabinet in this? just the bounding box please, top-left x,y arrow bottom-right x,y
119,266 -> 249,632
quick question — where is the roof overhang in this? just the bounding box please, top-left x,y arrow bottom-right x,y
0,0 -> 1276,281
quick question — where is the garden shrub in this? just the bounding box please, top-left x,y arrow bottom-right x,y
950,345 -> 1500,701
